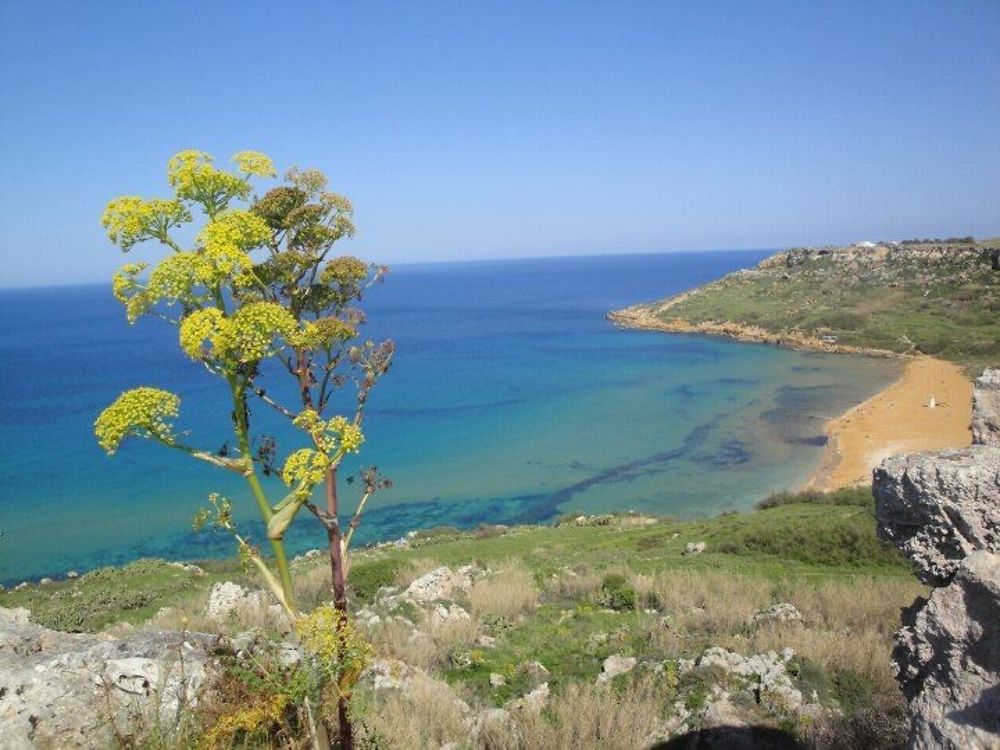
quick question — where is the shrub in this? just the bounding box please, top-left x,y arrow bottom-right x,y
755,487 -> 872,510
601,573 -> 636,611
349,558 -> 403,602
833,668 -> 875,715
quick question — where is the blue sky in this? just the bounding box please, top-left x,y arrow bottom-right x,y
1,1 -> 997,287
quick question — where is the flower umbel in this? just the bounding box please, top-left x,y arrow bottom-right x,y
94,387 -> 181,454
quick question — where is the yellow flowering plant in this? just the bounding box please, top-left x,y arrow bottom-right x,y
95,149 -> 394,749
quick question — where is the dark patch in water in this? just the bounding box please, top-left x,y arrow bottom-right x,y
788,435 -> 828,447
693,439 -> 753,467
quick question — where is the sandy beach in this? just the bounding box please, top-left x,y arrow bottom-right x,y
806,357 -> 973,491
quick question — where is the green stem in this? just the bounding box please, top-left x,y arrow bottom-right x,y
229,373 -> 297,612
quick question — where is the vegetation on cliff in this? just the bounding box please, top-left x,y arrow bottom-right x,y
612,241 -> 1000,373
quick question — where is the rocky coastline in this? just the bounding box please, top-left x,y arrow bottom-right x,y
606,305 -> 903,359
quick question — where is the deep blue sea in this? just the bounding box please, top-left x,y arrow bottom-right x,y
0,251 -> 899,584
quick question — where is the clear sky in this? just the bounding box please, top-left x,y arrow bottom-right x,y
1,1 -> 997,287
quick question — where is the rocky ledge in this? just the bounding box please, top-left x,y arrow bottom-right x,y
0,607 -> 224,748
873,368 -> 1000,749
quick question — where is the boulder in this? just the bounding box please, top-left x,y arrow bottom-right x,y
596,654 -> 637,684
0,607 -> 223,749
205,581 -> 285,627
684,541 -> 707,556
872,447 -> 1000,585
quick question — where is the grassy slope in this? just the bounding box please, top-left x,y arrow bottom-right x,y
1,489 -> 911,632
640,245 -> 1000,373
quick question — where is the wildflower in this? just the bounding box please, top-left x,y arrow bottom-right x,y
231,150 -> 277,178
281,448 -> 331,488
101,196 -> 189,250
94,387 -> 180,454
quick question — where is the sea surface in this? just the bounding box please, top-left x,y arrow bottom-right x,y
0,251 -> 900,583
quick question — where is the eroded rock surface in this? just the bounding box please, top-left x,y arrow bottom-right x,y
0,607 -> 223,749
873,447 -> 1000,585
873,369 -> 1000,749
971,368 -> 1000,444
893,551 -> 1000,749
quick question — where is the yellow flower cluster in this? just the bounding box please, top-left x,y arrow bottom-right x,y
147,252 -> 201,300
281,448 -> 331,487
178,308 -> 225,358
94,387 -> 180,454
179,302 -> 296,362
199,210 -> 272,252
226,302 -> 297,361
330,416 -> 364,453
291,317 -> 355,350
101,196 -> 189,250
202,244 -> 255,287
291,410 -> 364,454
111,262 -> 147,303
144,245 -> 254,311
166,149 -> 250,204
296,604 -> 372,689
231,150 -> 277,178
201,693 -> 288,750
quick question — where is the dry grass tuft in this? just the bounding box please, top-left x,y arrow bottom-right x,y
355,674 -> 468,749
368,613 -> 480,672
508,678 -> 667,750
544,563 -> 603,601
468,560 -> 539,622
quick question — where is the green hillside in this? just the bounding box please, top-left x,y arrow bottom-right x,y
617,242 -> 1000,373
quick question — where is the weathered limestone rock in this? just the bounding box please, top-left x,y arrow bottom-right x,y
596,653 -> 637,684
873,369 -> 1000,749
697,647 -> 803,713
205,581 -> 285,627
892,551 -> 1000,749
0,607 -> 223,749
872,447 -> 1000,585
972,368 -> 1000,444
753,602 -> 804,625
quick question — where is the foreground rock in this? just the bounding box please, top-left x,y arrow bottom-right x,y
873,369 -> 1000,749
894,552 -> 1000,748
0,607 -> 223,748
873,446 -> 1000,585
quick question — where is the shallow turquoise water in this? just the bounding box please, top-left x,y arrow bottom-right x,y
0,251 -> 899,583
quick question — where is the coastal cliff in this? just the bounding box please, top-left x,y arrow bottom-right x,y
609,241 -> 1000,373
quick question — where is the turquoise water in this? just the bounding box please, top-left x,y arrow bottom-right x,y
0,251 -> 899,583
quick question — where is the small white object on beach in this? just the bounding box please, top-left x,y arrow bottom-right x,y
928,395 -> 937,409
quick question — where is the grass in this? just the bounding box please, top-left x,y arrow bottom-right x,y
639,243 -> 1000,373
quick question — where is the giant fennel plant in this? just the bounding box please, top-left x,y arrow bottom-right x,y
95,150 -> 393,748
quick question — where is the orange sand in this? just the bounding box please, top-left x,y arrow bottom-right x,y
807,357 -> 973,491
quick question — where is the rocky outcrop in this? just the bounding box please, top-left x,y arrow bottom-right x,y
873,370 -> 1000,749
894,552 -> 1000,748
0,607 -> 223,748
873,447 -> 1000,586
972,368 -> 1000,444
